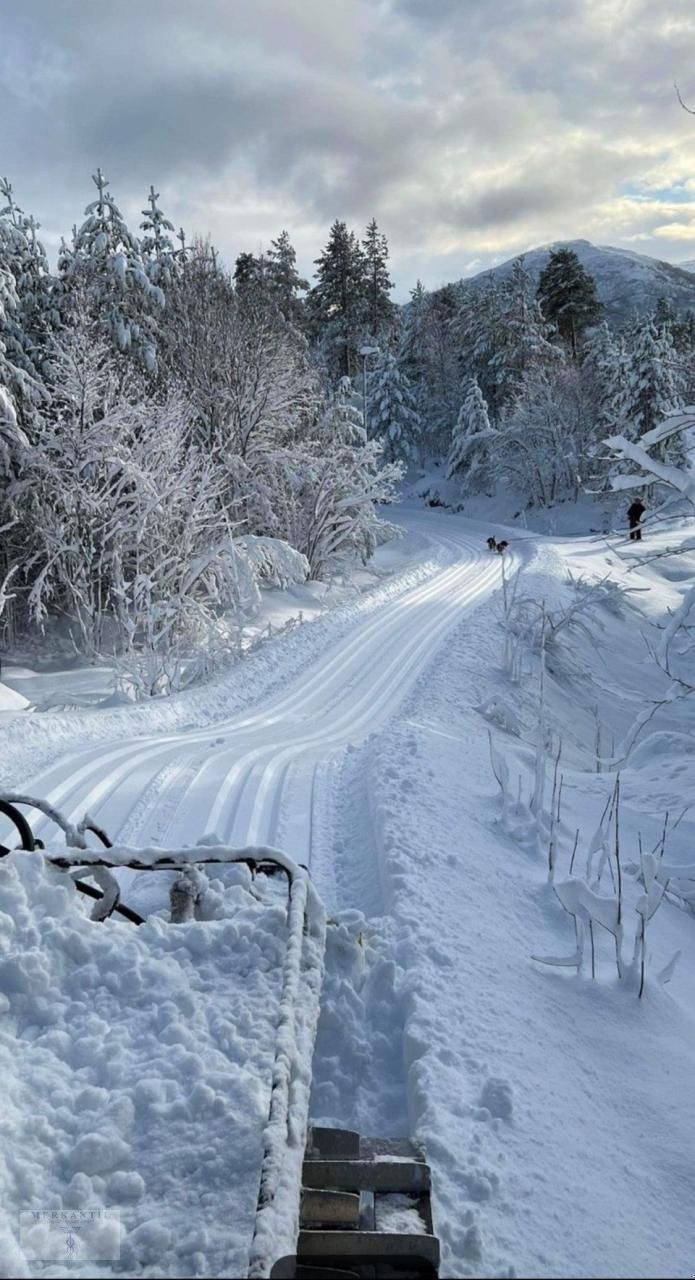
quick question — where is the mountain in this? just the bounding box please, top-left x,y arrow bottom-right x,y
678,258 -> 695,274
461,239 -> 695,325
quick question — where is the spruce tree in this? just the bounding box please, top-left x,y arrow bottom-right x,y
66,169 -> 163,370
623,314 -> 685,441
234,251 -> 260,293
582,321 -> 628,435
446,376 -> 495,489
309,220 -> 366,377
266,230 -> 308,323
536,247 -> 602,357
368,350 -> 421,462
490,257 -> 561,410
362,217 -> 394,340
0,179 -> 50,433
140,185 -> 176,287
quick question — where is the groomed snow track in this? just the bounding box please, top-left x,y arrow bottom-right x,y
12,518 -> 508,879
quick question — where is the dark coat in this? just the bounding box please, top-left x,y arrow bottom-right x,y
627,499 -> 645,526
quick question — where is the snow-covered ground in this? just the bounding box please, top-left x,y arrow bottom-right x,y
2,504 -> 695,1277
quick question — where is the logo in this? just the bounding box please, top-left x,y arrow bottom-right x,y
19,1209 -> 121,1262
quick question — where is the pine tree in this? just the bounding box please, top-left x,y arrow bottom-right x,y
308,220 -> 366,377
446,376 -> 495,488
368,351 -> 421,461
233,251 -> 259,293
66,169 -> 163,370
362,217 -> 394,340
536,247 -> 603,357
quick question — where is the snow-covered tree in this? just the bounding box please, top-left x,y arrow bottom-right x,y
322,376 -> 366,445
446,376 -> 495,489
139,185 -> 176,288
490,257 -> 562,411
368,351 -> 421,461
581,321 -> 628,436
621,315 -> 685,445
266,230 -> 308,324
65,169 -> 164,371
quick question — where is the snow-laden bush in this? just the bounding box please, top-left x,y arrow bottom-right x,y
235,535 -> 310,592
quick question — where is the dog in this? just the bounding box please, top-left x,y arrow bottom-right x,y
487,536 -> 497,551
496,540 -> 509,555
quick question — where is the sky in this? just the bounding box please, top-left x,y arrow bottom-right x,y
2,0 -> 695,299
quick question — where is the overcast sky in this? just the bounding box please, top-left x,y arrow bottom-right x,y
3,0 -> 695,297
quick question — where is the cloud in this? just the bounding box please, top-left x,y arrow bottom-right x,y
1,0 -> 695,296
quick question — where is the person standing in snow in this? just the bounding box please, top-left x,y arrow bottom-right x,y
627,497 -> 646,542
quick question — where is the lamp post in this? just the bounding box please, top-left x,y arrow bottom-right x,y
359,345 -> 379,435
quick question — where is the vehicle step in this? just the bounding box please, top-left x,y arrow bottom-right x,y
306,1126 -> 361,1159
300,1188 -> 361,1227
302,1158 -> 431,1194
297,1228 -> 440,1268
360,1135 -> 422,1161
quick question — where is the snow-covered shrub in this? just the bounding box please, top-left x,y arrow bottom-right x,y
235,536 -> 310,591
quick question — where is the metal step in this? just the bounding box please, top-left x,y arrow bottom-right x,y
360,1136 -> 422,1161
302,1159 -> 431,1194
306,1126 -> 361,1160
298,1229 -> 439,1270
301,1188 -> 361,1228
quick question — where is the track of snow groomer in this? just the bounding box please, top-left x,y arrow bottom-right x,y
1,512 -> 513,1276
18,514 -> 508,880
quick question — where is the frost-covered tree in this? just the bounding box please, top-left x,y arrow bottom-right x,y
446,376 -> 495,489
621,315 -> 685,443
536,247 -> 603,357
582,322 -> 630,436
490,258 -> 562,411
368,351 -> 421,461
139,185 -> 176,288
65,169 -> 164,371
322,376 -> 366,445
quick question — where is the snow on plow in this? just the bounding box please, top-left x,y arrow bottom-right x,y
0,791 -> 325,1277
0,793 -> 439,1278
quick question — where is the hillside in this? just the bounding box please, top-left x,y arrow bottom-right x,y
462,238 -> 695,325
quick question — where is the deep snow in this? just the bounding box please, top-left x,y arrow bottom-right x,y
2,505 -> 695,1278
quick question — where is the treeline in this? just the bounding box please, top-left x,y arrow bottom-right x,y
0,173 -> 401,690
1,168 -> 693,685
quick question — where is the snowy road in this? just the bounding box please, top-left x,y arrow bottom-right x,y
20,514 -> 505,890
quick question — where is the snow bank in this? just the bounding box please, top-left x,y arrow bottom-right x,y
0,682 -> 29,713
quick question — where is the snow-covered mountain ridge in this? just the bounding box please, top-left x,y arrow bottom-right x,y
461,238 -> 695,323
